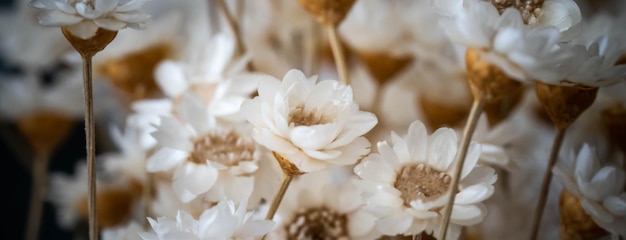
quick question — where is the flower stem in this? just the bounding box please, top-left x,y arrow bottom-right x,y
25,152 -> 49,240
326,25 -> 350,85
216,0 -> 246,60
265,174 -> 293,221
438,98 -> 486,240
82,56 -> 98,240
529,128 -> 566,240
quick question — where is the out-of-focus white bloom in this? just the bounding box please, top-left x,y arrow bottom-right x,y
553,144 -> 626,237
48,163 -> 91,229
441,0 -> 570,83
266,172 -> 381,240
241,69 -> 378,173
102,221 -> 144,240
103,118 -> 150,184
140,198 -> 274,240
353,120 -> 496,239
29,0 -> 151,39
147,93 -> 265,203
470,114 -> 523,168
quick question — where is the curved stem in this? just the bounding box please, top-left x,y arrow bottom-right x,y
438,98 -> 486,240
529,128 -> 566,240
261,174 -> 294,240
82,56 -> 98,240
25,152 -> 49,240
326,25 -> 350,85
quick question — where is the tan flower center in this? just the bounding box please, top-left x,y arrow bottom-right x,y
288,105 -> 333,126
99,43 -> 174,101
285,206 -> 350,240
188,130 -> 256,168
486,0 -> 544,24
394,163 -> 451,207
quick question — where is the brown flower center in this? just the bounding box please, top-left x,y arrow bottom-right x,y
285,206 -> 350,240
394,163 -> 451,207
188,130 -> 256,168
288,105 -> 333,126
485,0 -> 544,24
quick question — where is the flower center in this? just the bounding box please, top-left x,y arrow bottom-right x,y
285,206 -> 350,240
394,163 -> 451,207
486,0 -> 544,24
288,105 -> 332,127
99,43 -> 173,101
188,130 -> 256,167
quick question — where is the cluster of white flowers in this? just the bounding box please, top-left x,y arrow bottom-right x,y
1,0 -> 625,239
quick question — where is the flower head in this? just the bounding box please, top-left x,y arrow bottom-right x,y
29,0 -> 151,39
553,144 -> 626,237
241,69 -> 378,173
140,198 -> 274,240
353,120 -> 496,238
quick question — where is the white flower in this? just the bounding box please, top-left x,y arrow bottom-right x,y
147,93 -> 265,203
353,120 -> 496,238
29,0 -> 151,39
241,69 -> 378,173
441,0 -> 569,82
266,172 -> 381,240
47,162 -> 91,229
553,144 -> 626,237
140,198 -> 275,240
102,221 -> 144,240
103,118 -> 150,184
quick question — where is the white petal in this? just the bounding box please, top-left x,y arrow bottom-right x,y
146,148 -> 187,172
155,61 -> 187,97
461,142 -> 481,178
348,210 -> 377,237
173,163 -> 218,202
427,128 -> 457,171
29,0 -> 56,10
76,2 -> 102,19
54,1 -> 77,14
407,120 -> 428,161
354,154 -> 396,183
37,10 -> 83,26
575,144 -> 598,181
375,212 -> 413,235
603,195 -> 626,216
95,0 -> 119,13
450,204 -> 486,226
66,21 -> 100,39
117,0 -> 150,12
581,199 -> 614,223
590,166 -> 618,198
113,11 -> 151,23
94,18 -> 127,31
289,124 -> 340,150
454,184 -> 493,205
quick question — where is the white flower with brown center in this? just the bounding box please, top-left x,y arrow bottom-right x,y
353,120 -> 496,238
140,198 -> 275,240
553,144 -> 626,237
29,0 -> 151,39
266,172 -> 381,240
147,93 -> 264,203
240,69 -> 378,173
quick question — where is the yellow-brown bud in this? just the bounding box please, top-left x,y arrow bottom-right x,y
560,190 -> 608,240
272,152 -> 304,177
535,82 -> 598,130
16,112 -> 74,154
465,48 -> 524,102
62,27 -> 117,58
298,0 -> 356,26
358,51 -> 413,86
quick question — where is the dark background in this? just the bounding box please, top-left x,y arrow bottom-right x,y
1,0 -> 91,239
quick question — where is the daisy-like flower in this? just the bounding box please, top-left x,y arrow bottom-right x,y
353,120 -> 497,239
29,0 -> 151,39
147,93 -> 267,203
102,221 -> 144,240
266,172 -> 381,240
139,198 -> 275,240
441,0 -> 570,83
553,144 -> 626,237
240,69 -> 378,173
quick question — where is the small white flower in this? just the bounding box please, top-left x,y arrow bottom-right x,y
140,198 -> 275,240
47,162 -> 91,229
241,69 -> 378,173
267,172 -> 381,240
553,144 -> 626,237
29,0 -> 151,39
147,93 -> 265,203
441,0 -> 570,83
353,120 -> 496,238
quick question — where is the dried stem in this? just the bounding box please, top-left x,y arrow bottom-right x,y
216,0 -> 245,57
82,56 -> 98,240
326,25 -> 350,85
261,174 -> 294,240
529,128 -> 566,240
438,98 -> 486,240
25,152 -> 49,240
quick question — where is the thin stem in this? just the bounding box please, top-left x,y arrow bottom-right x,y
216,0 -> 245,57
82,56 -> 98,240
529,128 -> 566,240
438,98 -> 486,240
261,174 -> 294,240
25,152 -> 49,240
326,25 -> 350,85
